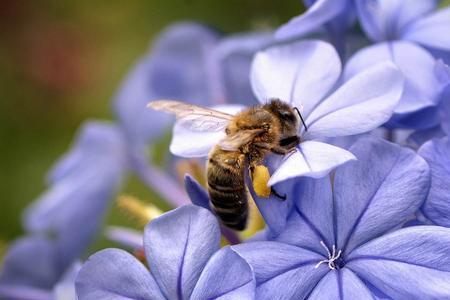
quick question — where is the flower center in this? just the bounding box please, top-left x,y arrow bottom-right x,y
314,241 -> 343,270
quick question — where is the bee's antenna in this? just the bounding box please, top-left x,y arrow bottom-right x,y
294,107 -> 308,132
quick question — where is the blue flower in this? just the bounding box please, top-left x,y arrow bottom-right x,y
344,1 -> 450,129
418,136 -> 450,227
275,0 -> 356,55
230,137 -> 450,299
75,205 -> 255,300
23,122 -> 126,266
345,42 -> 448,130
0,236 -> 80,300
169,40 -> 403,184
0,122 -> 126,300
355,0 -> 450,50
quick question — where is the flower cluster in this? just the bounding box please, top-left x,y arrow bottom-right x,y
2,1 -> 450,299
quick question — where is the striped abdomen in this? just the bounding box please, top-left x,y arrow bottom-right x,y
207,147 -> 248,230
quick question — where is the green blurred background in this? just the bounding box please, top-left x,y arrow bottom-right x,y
0,0 -> 305,255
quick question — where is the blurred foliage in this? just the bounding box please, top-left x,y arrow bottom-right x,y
0,239 -> 6,264
0,0 -> 302,247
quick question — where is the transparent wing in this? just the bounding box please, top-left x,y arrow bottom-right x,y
148,100 -> 235,132
218,129 -> 264,151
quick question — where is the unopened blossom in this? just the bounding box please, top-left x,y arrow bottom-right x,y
232,137 -> 450,300
75,205 -> 255,300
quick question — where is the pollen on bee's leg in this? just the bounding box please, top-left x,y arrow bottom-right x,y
251,165 -> 271,198
117,195 -> 163,228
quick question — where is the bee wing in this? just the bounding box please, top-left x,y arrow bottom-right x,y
218,129 -> 265,151
148,100 -> 235,132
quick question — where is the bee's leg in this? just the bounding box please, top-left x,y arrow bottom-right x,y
249,163 -> 287,201
248,165 -> 255,181
271,187 -> 287,201
270,146 -> 289,155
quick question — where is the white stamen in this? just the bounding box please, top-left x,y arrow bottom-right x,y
314,240 -> 342,270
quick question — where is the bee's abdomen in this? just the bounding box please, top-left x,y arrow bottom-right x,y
207,151 -> 248,231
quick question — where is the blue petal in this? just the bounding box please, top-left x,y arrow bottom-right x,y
247,174 -> 294,237
418,137 -> 450,227
0,236 -> 59,289
344,41 -> 442,117
403,7 -> 450,51
129,148 -> 190,207
407,125 -> 445,148
440,85 -> 450,135
386,106 -> 441,130
105,226 -> 143,250
113,56 -> 172,145
113,22 -> 219,144
273,177 -> 336,255
47,121 -> 126,183
306,62 -> 402,138
355,0 -> 438,41
334,137 -> 430,254
52,262 -> 80,300
24,167 -> 122,268
268,142 -> 356,184
75,249 -> 164,300
24,122 -> 126,267
0,285 -> 52,300
144,205 -> 220,300
215,31 -> 273,106
250,40 -> 341,117
276,0 -> 349,40
308,269 -> 375,300
191,247 -> 255,300
232,241 -> 328,300
184,174 -> 210,210
324,0 -> 357,52
347,226 -> 450,300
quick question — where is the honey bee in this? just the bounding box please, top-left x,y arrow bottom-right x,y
148,99 -> 306,230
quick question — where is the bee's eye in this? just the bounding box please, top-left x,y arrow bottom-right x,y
280,110 -> 294,120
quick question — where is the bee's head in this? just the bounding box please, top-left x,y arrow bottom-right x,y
264,99 -> 300,137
